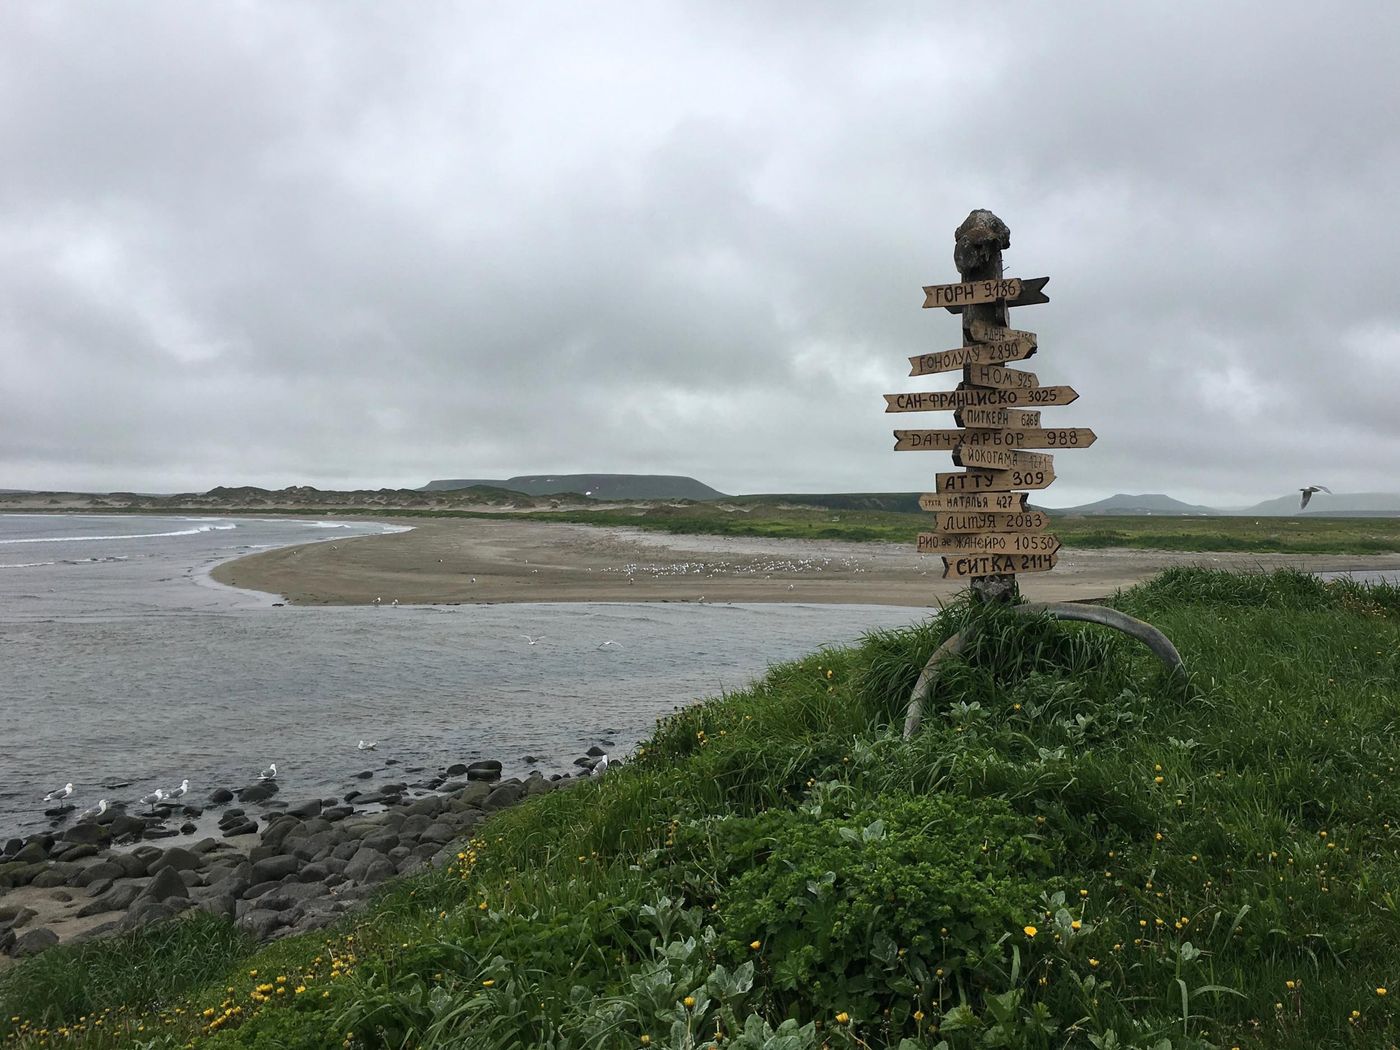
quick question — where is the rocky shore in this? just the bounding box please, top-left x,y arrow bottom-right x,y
0,753 -> 610,963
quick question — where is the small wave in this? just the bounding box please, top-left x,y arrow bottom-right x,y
0,525 -> 234,545
0,561 -> 57,569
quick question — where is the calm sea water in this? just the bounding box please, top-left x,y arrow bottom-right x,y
0,514 -> 928,838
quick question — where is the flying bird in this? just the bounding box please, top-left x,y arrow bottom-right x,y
139,788 -> 165,810
596,640 -> 620,650
257,762 -> 278,781
165,779 -> 189,802
42,782 -> 74,802
1299,485 -> 1331,510
522,634 -> 544,646
357,740 -> 377,751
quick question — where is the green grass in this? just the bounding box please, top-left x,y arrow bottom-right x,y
14,503 -> 1400,554
2,569 -> 1399,1048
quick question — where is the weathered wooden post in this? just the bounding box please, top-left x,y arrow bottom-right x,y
955,210 -> 1033,604
887,210 -> 1186,735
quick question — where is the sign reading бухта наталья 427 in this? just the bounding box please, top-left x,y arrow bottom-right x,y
885,221 -> 1091,581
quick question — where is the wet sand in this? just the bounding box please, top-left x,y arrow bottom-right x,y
209,518 -> 1400,607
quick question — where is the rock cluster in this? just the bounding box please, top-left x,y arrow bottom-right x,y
0,764 -> 574,960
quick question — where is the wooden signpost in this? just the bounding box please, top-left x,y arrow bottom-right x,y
885,209 -> 1094,595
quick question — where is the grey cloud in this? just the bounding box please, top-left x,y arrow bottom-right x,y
2,2 -> 1398,506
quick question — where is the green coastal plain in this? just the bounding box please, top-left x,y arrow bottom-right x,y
42,498 -> 1400,557
3,568 -> 1399,1049
508,505 -> 1400,556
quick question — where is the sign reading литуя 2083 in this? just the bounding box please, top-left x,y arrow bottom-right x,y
886,221 -> 1091,581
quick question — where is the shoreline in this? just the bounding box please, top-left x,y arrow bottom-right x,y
208,516 -> 1400,607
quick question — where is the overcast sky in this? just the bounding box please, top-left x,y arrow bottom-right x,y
3,3 -> 1398,506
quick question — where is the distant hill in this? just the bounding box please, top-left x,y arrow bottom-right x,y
1238,491 -> 1400,517
731,492 -> 923,513
1047,493 -> 1217,516
422,474 -> 727,501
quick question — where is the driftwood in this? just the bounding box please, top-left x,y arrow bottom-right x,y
901,602 -> 1187,738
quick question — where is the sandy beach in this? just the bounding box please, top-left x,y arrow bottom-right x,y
209,518 -> 1400,607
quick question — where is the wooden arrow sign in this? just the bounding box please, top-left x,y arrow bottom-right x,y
955,446 -> 1053,472
968,320 -> 1037,344
922,277 -> 1022,309
968,363 -> 1039,390
925,509 -> 1050,534
918,491 -> 1028,513
941,551 -> 1058,579
908,334 -> 1037,376
897,428 -> 1096,452
917,532 -> 1061,555
956,407 -> 1041,429
935,276 -> 1050,313
935,467 -> 1056,492
885,386 -> 1079,412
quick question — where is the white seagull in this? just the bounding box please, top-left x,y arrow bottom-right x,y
79,799 -> 108,821
596,640 -> 620,650
1299,485 -> 1332,510
357,740 -> 377,751
42,782 -> 74,802
165,778 -> 189,802
139,788 -> 165,810
257,762 -> 278,781
522,634 -> 544,646
594,753 -> 610,774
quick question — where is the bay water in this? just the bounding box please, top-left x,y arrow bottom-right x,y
0,514 -> 928,839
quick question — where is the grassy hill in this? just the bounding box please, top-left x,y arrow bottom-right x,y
422,474 -> 726,500
3,569 -> 1398,1048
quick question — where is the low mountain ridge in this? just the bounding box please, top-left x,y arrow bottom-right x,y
423,474 -> 726,501
1238,491 -> 1400,517
1047,493 -> 1217,516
